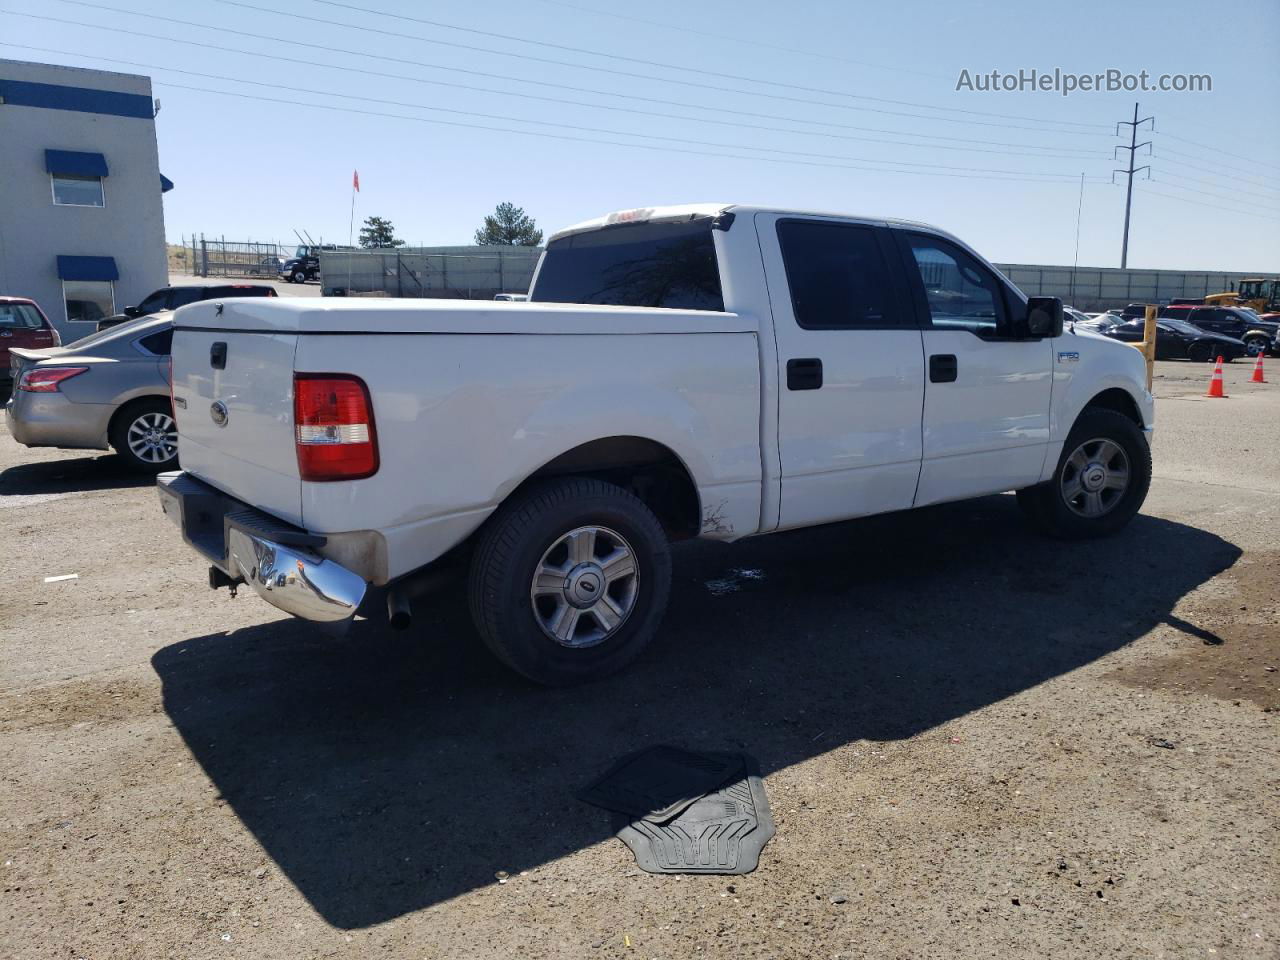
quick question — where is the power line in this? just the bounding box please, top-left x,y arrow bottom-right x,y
139,77 -> 1113,184
1155,147 -> 1279,189
525,0 -> 950,80
1145,177 -> 1280,215
6,11 -> 1109,155
1157,132 -> 1280,175
0,38 -> 1111,162
0,46 -> 1108,176
41,0 -> 1105,134
1153,169 -> 1280,205
1136,187 -> 1280,225
298,0 -> 1107,130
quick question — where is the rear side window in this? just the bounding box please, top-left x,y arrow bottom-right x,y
137,328 -> 173,356
0,304 -> 44,329
167,288 -> 204,309
208,286 -> 274,299
531,219 -> 724,311
776,220 -> 903,329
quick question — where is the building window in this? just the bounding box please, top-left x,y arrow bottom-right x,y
51,174 -> 105,207
63,280 -> 115,324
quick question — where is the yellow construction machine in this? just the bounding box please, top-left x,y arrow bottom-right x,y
1204,278 -> 1280,313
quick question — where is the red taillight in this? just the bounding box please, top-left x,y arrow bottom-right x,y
293,374 -> 378,481
18,366 -> 88,392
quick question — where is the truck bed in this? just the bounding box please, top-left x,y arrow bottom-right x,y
170,298 -> 765,585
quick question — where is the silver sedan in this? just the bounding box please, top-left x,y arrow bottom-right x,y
5,313 -> 178,471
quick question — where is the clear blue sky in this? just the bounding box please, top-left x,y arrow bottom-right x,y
4,0 -> 1278,270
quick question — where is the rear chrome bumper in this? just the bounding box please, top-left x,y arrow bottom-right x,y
157,471 -> 366,631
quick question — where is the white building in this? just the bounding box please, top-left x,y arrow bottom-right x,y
0,59 -> 170,340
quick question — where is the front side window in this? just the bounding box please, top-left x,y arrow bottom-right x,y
776,220 -> 902,330
0,304 -> 45,329
51,174 -> 105,207
531,219 -> 724,311
63,280 -> 114,323
905,234 -> 1005,334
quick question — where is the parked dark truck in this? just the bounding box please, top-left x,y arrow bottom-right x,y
280,244 -> 353,284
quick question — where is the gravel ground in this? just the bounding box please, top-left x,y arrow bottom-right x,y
1,359 -> 1276,959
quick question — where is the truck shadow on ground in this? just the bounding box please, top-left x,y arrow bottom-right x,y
0,453 -> 151,495
151,495 -> 1240,929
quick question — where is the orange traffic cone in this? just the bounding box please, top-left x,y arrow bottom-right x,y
1251,353 -> 1267,383
1205,356 -> 1227,398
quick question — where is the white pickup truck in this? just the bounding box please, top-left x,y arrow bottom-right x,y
159,203 -> 1153,683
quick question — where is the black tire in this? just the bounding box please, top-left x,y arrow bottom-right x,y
1187,342 -> 1212,363
110,398 -> 179,473
1016,408 -> 1151,540
291,270 -> 307,284
467,477 -> 672,685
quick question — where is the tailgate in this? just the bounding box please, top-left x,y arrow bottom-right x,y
171,301 -> 303,525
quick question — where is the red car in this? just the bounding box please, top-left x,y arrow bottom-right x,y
1,297 -> 61,396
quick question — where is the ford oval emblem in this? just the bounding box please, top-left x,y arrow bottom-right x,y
210,400 -> 229,427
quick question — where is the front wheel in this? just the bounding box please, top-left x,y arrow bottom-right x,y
1017,408 -> 1151,540
291,270 -> 308,284
467,477 -> 672,685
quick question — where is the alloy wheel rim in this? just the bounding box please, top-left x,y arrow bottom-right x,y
530,525 -> 639,648
1060,437 -> 1129,518
127,412 -> 178,463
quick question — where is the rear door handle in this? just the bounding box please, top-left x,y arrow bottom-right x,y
929,354 -> 957,383
786,357 -> 823,390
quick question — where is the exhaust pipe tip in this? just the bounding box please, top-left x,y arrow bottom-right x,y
387,589 -> 412,631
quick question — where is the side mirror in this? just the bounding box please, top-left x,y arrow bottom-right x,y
123,306 -> 142,318
1025,297 -> 1064,338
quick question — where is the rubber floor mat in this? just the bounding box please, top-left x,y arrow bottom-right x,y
578,746 -> 743,823
614,755 -> 775,875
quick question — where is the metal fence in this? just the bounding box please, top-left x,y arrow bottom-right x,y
318,246 -> 542,299
993,264 -> 1270,312
184,234 -> 284,278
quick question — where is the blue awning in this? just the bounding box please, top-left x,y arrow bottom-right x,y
160,173 -> 174,192
57,256 -> 119,282
45,150 -> 109,178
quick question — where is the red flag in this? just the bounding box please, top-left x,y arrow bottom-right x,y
352,170 -> 360,192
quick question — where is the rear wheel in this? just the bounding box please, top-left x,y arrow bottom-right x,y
468,477 -> 671,685
1017,408 -> 1150,539
1187,342 -> 1212,363
111,398 -> 178,472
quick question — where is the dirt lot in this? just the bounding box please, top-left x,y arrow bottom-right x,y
1,360 -> 1276,959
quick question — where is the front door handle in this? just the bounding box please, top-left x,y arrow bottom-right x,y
787,357 -> 823,390
929,354 -> 957,383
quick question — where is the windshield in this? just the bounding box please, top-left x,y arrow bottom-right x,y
1159,319 -> 1202,335
531,218 -> 724,311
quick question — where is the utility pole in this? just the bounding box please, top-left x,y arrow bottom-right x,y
1114,102 -> 1154,269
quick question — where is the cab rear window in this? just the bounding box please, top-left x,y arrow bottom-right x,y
531,219 -> 724,311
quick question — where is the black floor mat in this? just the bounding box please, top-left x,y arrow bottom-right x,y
613,755 -> 774,875
578,746 -> 743,823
